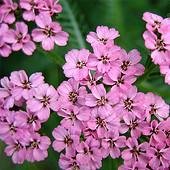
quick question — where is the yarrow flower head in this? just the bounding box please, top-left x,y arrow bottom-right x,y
0,0 -> 69,57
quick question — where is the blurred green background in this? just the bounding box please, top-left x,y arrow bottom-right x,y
0,0 -> 170,169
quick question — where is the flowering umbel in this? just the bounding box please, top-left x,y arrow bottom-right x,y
0,0 -> 69,57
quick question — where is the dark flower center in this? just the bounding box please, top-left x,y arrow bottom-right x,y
97,96 -> 108,106
121,60 -> 130,71
124,98 -> 133,111
69,91 -> 78,104
76,61 -> 86,68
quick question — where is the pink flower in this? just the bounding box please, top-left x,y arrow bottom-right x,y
43,0 -> 62,16
52,125 -> 80,152
4,137 -> 27,164
112,86 -> 144,118
143,12 -> 163,32
144,92 -> 169,121
57,78 -> 87,108
20,0 -> 46,21
63,49 -> 91,81
112,49 -> 144,76
10,70 -> 44,100
101,130 -> 126,159
76,136 -> 102,168
27,83 -> 58,121
103,69 -> 136,91
160,62 -> 170,85
85,84 -> 119,115
0,23 -> 11,57
121,138 -> 149,166
0,0 -> 18,24
86,26 -> 119,46
87,109 -> 120,138
32,13 -> 69,51
88,45 -> 120,73
58,106 -> 91,129
26,133 -> 51,162
147,144 -> 170,169
0,76 -> 15,109
4,22 -> 36,55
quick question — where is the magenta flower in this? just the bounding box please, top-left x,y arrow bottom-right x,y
26,133 -> 51,162
121,138 -> 149,166
101,130 -> 126,159
20,0 -> 45,21
88,45 -> 120,73
58,106 -> 91,129
52,125 -> 79,152
87,109 -> 120,138
4,22 -> 36,55
4,137 -> 26,164
85,84 -> 119,115
0,0 -> 18,24
147,144 -> 170,169
57,78 -> 87,108
63,49 -> 91,81
76,137 -> 102,168
10,70 -> 44,100
0,23 -> 11,57
112,49 -> 144,76
32,13 -> 69,51
0,76 -> 15,109
86,25 -> 119,46
144,92 -> 169,121
27,83 -> 58,121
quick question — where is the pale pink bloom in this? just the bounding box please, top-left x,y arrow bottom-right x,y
43,0 -> 62,16
63,49 -> 90,81
10,70 -> 44,100
15,110 -> 41,131
57,78 -> 87,108
143,120 -> 166,146
143,12 -> 163,31
59,150 -> 85,170
20,0 -> 46,21
87,109 -> 120,138
27,83 -> 58,121
0,76 -> 15,109
4,22 -> 36,55
144,92 -> 169,121
0,108 -> 7,123
120,113 -> 148,138
113,86 -> 145,118
112,49 -> 144,76
160,63 -> 170,85
147,145 -> 170,169
58,106 -> 91,129
143,30 -> 170,64
26,133 -> 51,162
103,69 -> 136,91
32,13 -> 68,51
88,45 -> 120,73
4,137 -> 27,164
0,23 -> 11,57
85,84 -> 119,115
121,138 -> 149,166
160,18 -> 170,34
76,137 -> 102,168
52,125 -> 79,152
0,0 -> 18,24
101,130 -> 126,159
86,25 -> 119,46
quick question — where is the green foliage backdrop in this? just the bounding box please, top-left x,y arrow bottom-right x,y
0,0 -> 170,169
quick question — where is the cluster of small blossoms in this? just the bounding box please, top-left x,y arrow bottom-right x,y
143,12 -> 170,85
0,70 -> 59,164
0,0 -> 69,57
52,26 -> 169,170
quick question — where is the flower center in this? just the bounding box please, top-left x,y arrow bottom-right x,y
149,104 -> 157,114
22,80 -> 31,89
97,96 -> 107,106
124,98 -> 133,111
68,91 -> 78,104
41,96 -> 50,107
99,38 -> 107,44
30,140 -> 39,149
121,60 -> 130,71
27,115 -> 38,124
64,135 -> 73,146
96,117 -> 106,128
99,55 -> 109,64
76,61 -> 86,68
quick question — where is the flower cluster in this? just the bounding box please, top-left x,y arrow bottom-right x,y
51,26 -> 169,170
0,0 -> 69,57
0,70 -> 58,164
143,12 -> 170,85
